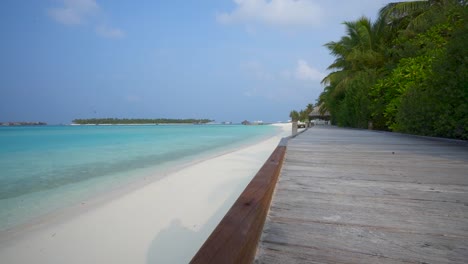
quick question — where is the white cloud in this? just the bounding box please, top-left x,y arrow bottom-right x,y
240,59 -> 324,100
242,59 -> 325,82
217,0 -> 323,28
241,60 -> 275,81
96,25 -> 125,39
47,0 -> 99,25
320,0 -> 408,22
48,0 -> 125,39
294,59 -> 325,81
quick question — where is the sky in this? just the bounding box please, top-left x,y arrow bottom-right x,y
1,0 -> 400,124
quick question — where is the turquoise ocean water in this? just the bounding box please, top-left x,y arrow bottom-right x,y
0,125 -> 279,231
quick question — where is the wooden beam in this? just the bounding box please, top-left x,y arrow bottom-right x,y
190,145 -> 286,264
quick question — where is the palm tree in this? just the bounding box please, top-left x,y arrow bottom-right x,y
306,104 -> 314,114
321,16 -> 387,95
318,16 -> 388,126
289,110 -> 299,122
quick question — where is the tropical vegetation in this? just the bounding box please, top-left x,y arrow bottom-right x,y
72,118 -> 213,125
317,0 -> 467,139
290,103 -> 314,122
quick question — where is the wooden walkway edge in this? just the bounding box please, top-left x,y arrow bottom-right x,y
190,142 -> 287,263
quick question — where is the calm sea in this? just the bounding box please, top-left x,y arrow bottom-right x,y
0,124 -> 279,231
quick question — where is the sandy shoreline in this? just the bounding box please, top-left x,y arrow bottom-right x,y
0,123 -> 291,264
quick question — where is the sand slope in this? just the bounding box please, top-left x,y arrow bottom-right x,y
0,124 -> 291,264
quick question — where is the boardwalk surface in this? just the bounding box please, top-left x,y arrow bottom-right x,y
255,127 -> 468,264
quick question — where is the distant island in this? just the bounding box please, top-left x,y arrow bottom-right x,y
72,118 -> 213,125
0,122 -> 47,126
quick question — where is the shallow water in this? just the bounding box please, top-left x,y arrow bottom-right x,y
0,124 -> 279,231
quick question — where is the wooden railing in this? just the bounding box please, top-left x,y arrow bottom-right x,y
190,142 -> 287,264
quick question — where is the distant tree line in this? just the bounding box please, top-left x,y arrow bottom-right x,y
72,118 -> 213,125
0,122 -> 47,126
318,0 -> 467,139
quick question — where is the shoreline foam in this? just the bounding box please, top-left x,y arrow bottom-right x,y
0,123 -> 291,264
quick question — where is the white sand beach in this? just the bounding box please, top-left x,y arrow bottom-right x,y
0,123 -> 292,264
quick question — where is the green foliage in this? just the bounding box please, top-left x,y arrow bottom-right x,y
334,70 -> 376,128
299,110 -> 309,122
290,103 -> 315,122
318,0 -> 467,139
72,118 -> 213,125
289,110 -> 300,122
389,21 -> 452,63
372,55 -> 435,130
396,17 -> 468,139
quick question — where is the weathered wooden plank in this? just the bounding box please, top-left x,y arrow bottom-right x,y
268,193 -> 468,237
256,127 -> 468,264
279,166 -> 468,186
259,220 -> 468,264
276,177 -> 468,203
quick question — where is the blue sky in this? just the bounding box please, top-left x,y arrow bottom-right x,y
1,0 -> 399,124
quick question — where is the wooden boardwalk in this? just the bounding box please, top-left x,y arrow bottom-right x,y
255,126 -> 468,264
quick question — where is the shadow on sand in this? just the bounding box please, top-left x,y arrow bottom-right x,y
146,177 -> 250,264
